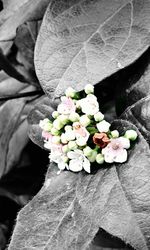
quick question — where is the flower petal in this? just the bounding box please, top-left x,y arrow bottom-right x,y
114,149 -> 127,163
118,137 -> 130,149
83,157 -> 91,173
58,162 -> 67,170
67,151 -> 77,159
102,147 -> 114,163
69,159 -> 83,172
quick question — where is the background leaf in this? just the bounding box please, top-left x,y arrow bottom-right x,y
0,0 -> 50,54
35,0 -> 150,97
8,120 -> 150,250
15,20 -> 42,82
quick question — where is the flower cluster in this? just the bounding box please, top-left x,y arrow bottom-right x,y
39,85 -> 137,173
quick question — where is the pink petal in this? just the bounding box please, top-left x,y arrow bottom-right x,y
118,137 -> 130,149
42,131 -> 52,140
114,149 -> 127,163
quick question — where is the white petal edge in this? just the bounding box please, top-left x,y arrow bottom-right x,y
114,149 -> 127,163
69,159 -> 83,172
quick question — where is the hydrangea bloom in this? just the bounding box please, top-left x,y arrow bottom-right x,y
102,137 -> 130,163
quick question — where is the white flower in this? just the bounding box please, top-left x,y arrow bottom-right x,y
84,84 -> 94,94
57,114 -> 69,125
79,115 -> 91,127
102,137 -> 130,163
83,146 -> 93,157
39,118 -> 52,131
76,137 -> 87,146
64,125 -> 72,131
53,119 -> 63,130
52,111 -> 59,119
78,94 -> 99,115
52,135 -> 61,144
96,120 -> 111,133
68,141 -> 77,150
69,112 -> 80,122
65,129 -> 76,141
65,87 -> 76,98
57,96 -> 76,115
61,133 -> 68,144
94,112 -> 104,122
73,122 -> 90,143
67,149 -> 91,173
49,144 -> 68,170
62,145 -> 69,153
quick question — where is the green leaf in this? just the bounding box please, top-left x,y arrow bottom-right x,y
8,120 -> 150,250
35,0 -> 150,97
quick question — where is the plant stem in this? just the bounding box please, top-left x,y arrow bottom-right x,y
0,90 -> 44,101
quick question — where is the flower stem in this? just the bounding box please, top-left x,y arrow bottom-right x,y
0,90 -> 44,101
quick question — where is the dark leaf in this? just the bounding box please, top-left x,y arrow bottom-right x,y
0,0 -> 50,53
0,82 -> 40,178
15,21 -> 41,71
115,48 -> 150,116
121,95 -> 150,145
0,74 -> 28,96
35,0 -> 150,97
8,120 -> 150,250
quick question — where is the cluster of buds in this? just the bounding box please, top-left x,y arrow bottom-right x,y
39,84 -> 137,173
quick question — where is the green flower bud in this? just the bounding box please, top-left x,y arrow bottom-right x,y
65,130 -> 75,141
53,119 -> 64,130
58,114 -> 69,125
84,84 -> 94,94
52,111 -> 59,119
61,133 -> 68,144
124,130 -> 138,141
64,125 -> 72,131
52,136 -> 61,144
88,150 -> 97,162
96,154 -> 104,164
62,155 -> 69,163
69,112 -> 80,122
65,87 -> 76,98
83,146 -> 93,157
51,127 -> 60,136
79,115 -> 91,127
94,112 -> 104,122
62,145 -> 69,153
111,130 -> 119,138
39,118 -> 53,132
68,141 -> 77,150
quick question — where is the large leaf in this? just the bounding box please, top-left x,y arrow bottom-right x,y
0,0 -> 50,53
115,48 -> 150,116
35,0 -> 150,97
8,119 -> 150,250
